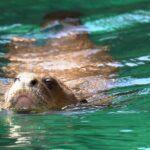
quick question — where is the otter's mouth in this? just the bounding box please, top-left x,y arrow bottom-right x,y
16,95 -> 34,107
12,94 -> 36,113
10,92 -> 50,113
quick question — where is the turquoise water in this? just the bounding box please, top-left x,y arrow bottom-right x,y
0,0 -> 150,149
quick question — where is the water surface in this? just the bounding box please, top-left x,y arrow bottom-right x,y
0,0 -> 150,149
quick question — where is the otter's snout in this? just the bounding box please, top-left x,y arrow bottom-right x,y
14,95 -> 35,113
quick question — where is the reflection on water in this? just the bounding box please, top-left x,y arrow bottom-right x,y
1,109 -> 150,149
0,0 -> 150,149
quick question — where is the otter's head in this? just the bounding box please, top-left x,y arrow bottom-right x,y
5,72 -> 77,113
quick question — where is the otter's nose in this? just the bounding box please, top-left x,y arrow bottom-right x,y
29,79 -> 38,87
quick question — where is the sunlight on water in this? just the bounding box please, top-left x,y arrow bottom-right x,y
85,10 -> 150,33
116,77 -> 150,87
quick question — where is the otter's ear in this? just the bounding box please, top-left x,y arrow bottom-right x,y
42,77 -> 57,90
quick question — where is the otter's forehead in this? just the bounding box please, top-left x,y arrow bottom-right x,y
17,72 -> 38,80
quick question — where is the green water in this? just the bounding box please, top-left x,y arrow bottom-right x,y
0,0 -> 150,149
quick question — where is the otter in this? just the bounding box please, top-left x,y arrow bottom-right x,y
0,11 -> 117,113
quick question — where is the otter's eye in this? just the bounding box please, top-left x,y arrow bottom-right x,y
14,77 -> 20,82
42,77 -> 56,89
30,79 -> 38,87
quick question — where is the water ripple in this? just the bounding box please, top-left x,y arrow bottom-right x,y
116,77 -> 150,88
106,55 -> 150,68
85,10 -> 150,33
